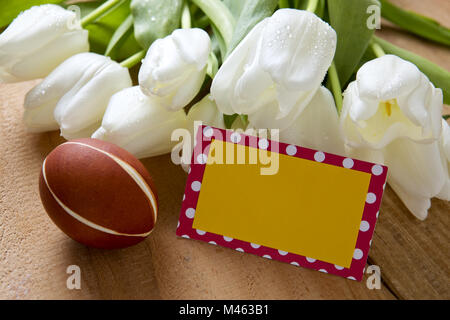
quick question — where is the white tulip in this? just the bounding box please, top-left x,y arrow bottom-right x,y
24,52 -> 132,139
280,86 -> 345,155
139,28 -> 211,111
187,95 -> 225,131
340,54 -> 446,220
210,8 -> 336,129
92,86 -> 188,158
0,4 -> 89,83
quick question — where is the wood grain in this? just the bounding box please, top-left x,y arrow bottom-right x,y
0,0 -> 448,299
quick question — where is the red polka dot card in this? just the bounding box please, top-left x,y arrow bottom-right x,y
176,125 -> 388,281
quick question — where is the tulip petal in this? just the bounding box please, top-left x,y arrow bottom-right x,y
0,4 -> 89,82
139,28 -> 210,111
49,53 -> 131,139
384,138 -> 446,216
279,87 -> 345,155
388,180 -> 431,221
436,120 -> 450,201
187,95 -> 225,130
92,86 -> 187,158
259,9 -> 336,92
211,18 -> 268,115
356,55 -> 421,102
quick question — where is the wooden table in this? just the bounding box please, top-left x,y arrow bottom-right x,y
0,0 -> 448,299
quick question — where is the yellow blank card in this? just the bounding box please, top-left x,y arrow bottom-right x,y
176,126 -> 387,280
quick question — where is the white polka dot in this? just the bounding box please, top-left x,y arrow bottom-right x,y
185,208 -> 195,219
353,248 -> 363,260
343,158 -> 354,168
196,229 -> 206,235
347,276 -> 356,281
366,192 -> 376,204
258,138 -> 269,150
223,236 -> 233,242
314,151 -> 325,162
383,183 -> 386,190
319,269 -> 328,273
197,153 -> 207,164
235,248 -> 244,252
370,240 -> 373,247
286,145 -> 297,156
230,132 -> 241,143
182,194 -> 185,201
250,243 -> 261,249
203,126 -> 213,137
181,234 -> 190,239
371,164 -> 383,176
209,241 -> 217,245
334,265 -> 344,270
306,257 -> 316,263
360,220 -> 370,232
191,181 -> 201,192
188,166 -> 191,174
262,255 -> 272,259
376,211 -> 379,218
290,262 -> 300,266
177,221 -> 180,228
278,250 -> 288,256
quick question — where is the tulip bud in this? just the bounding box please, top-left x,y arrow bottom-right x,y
92,86 -> 188,158
24,53 -> 132,139
211,9 -> 336,129
139,28 -> 211,111
0,4 -> 89,83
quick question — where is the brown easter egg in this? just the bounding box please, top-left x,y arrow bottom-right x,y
39,138 -> 158,249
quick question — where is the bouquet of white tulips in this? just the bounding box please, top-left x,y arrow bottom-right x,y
0,0 -> 449,220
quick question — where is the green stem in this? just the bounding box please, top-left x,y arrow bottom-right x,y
120,50 -> 146,68
80,0 -> 122,28
328,61 -> 343,113
370,41 -> 386,58
181,2 -> 191,29
306,0 -> 319,13
279,0 -> 290,8
206,51 -> 219,79
190,0 -> 235,50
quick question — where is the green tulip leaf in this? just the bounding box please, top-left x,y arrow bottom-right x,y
223,0 -> 246,19
131,0 -> 183,49
0,0 -> 64,29
226,0 -> 278,56
380,0 -> 450,47
105,14 -> 134,56
77,0 -> 140,61
327,0 -> 380,87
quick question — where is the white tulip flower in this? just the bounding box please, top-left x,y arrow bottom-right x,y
280,86 -> 345,155
139,28 -> 211,111
187,95 -> 225,131
341,54 -> 447,220
0,4 -> 89,83
24,52 -> 132,139
92,86 -> 188,158
210,9 -> 336,129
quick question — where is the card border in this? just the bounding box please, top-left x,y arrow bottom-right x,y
176,125 -> 388,281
